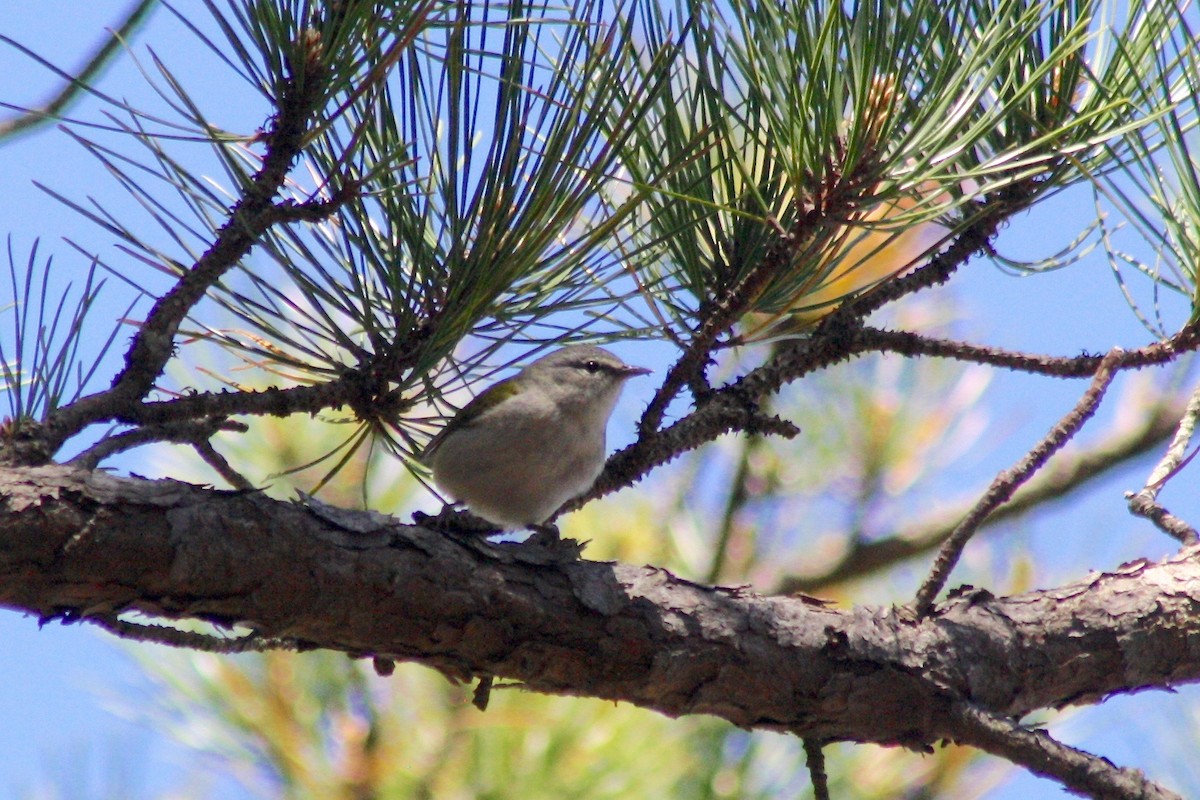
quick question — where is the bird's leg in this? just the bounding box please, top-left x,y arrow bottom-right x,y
523,523 -> 585,561
527,522 -> 561,546
414,503 -> 499,536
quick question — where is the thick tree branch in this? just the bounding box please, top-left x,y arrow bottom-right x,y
2,464 -> 1199,796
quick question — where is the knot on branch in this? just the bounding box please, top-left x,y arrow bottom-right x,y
0,417 -> 52,467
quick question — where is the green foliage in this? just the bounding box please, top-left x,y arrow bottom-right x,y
1092,2 -> 1200,332
5,0 -> 1200,463
0,239 -> 134,422
609,0 -> 1198,335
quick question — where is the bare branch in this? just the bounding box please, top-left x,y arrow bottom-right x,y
858,327 -> 1108,376
737,318 -> 1200,409
858,326 -> 1200,378
943,703 -> 1180,800
581,387 -> 800,508
191,440 -> 257,491
778,398 -> 1187,594
803,738 -> 831,800
108,373 -> 371,427
914,348 -> 1125,615
1126,493 -> 1198,545
88,613 -> 300,653
66,418 -> 247,471
1126,382 -> 1200,544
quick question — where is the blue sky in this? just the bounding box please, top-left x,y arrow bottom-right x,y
2,4 -> 1200,798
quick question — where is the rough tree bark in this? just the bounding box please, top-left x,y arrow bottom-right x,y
3,463 -> 1199,754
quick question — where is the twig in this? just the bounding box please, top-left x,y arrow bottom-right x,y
85,614 -> 301,653
66,418 -> 247,470
1143,383 -> 1200,492
741,318 -> 1200,405
193,440 -> 257,491
943,702 -> 1181,800
1126,493 -> 1198,544
1126,382 -> 1200,544
913,348 -> 1125,616
803,738 -> 831,800
103,374 -> 367,426
777,398 -> 1188,593
577,389 -> 799,509
859,327 -> 1106,376
859,326 -> 1200,378
472,676 -> 494,711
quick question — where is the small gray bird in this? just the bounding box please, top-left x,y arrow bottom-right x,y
423,345 -> 650,530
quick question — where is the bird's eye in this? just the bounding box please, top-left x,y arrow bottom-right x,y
583,360 -> 602,373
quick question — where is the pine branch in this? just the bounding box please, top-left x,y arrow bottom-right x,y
0,0 -> 159,140
40,32 -> 350,457
587,206 -> 1014,502
638,195 -> 866,438
858,328 -> 1109,376
857,327 -> 1200,377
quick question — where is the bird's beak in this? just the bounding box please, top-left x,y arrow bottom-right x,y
622,365 -> 652,378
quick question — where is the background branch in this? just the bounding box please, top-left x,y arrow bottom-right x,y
1126,383 -> 1200,544
0,0 -> 158,140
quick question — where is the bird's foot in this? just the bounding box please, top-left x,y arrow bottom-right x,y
527,523 -> 561,545
524,523 -> 586,561
414,505 -> 500,536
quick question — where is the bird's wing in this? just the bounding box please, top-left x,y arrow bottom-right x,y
420,378 -> 522,462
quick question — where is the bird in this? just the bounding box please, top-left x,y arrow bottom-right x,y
422,344 -> 650,531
